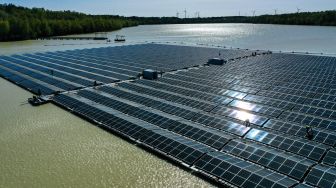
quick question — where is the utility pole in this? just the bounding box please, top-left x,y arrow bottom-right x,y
252,10 -> 256,17
176,11 -> 179,18
184,9 -> 187,19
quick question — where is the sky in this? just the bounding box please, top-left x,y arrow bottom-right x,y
1,0 -> 336,17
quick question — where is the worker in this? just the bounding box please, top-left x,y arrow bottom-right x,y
93,81 -> 98,86
305,125 -> 314,140
245,119 -> 251,127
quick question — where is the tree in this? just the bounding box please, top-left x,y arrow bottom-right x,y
1,3 -> 335,42
0,20 -> 10,37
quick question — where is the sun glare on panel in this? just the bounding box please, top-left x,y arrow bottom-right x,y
234,100 -> 255,111
236,110 -> 254,122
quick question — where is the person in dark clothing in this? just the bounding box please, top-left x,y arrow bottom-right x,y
306,125 -> 314,140
245,119 -> 251,127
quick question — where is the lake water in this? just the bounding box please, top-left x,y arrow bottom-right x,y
112,24 -> 336,55
1,23 -> 336,56
0,78 -> 212,188
1,23 -> 336,187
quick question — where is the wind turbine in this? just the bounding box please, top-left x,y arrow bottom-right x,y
296,7 -> 301,13
273,9 -> 278,15
176,11 -> 179,18
184,9 -> 187,19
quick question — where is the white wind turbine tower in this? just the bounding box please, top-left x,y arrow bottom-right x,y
252,10 -> 256,17
274,9 -> 278,15
297,7 -> 301,14
176,11 -> 179,18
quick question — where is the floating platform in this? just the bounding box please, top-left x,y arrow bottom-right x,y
40,36 -> 108,40
28,96 -> 50,106
0,43 -> 335,188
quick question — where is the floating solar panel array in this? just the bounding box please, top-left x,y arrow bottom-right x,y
0,44 -> 254,95
0,43 -> 336,187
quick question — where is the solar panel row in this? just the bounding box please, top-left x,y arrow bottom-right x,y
53,92 -> 299,188
0,43 -> 335,187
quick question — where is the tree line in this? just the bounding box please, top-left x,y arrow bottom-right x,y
131,11 -> 336,26
0,4 -> 137,41
1,4 -> 336,42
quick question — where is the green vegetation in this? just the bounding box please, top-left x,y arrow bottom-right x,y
132,11 -> 336,26
0,4 -> 336,42
0,4 -> 137,41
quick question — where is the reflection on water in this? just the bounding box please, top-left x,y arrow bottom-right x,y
0,78 -> 212,188
1,23 -> 336,56
112,24 -> 336,54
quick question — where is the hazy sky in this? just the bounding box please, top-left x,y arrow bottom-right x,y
1,0 -> 336,17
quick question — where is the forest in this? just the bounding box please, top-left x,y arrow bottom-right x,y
0,4 -> 137,41
132,11 -> 336,26
0,4 -> 336,41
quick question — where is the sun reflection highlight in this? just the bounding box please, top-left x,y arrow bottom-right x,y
236,110 -> 254,122
247,129 -> 268,142
233,100 -> 255,111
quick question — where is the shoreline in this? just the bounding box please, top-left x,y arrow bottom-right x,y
2,22 -> 336,43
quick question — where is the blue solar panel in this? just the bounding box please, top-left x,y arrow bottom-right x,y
1,44 -> 336,187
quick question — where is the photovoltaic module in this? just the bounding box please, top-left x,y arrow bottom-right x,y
0,43 -> 335,188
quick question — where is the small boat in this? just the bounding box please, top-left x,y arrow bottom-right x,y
114,35 -> 126,42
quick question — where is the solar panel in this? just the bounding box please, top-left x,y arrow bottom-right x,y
323,149 -> 336,166
264,119 -> 336,146
1,43 -> 336,187
294,183 -> 314,188
76,89 -> 233,150
194,151 -> 297,187
222,140 -> 314,180
118,81 -> 217,112
280,110 -> 336,131
229,100 -> 283,118
245,129 -> 329,161
211,105 -> 268,126
305,165 -> 336,187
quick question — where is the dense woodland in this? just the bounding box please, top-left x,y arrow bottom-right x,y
132,11 -> 336,26
0,4 -> 336,41
0,4 -> 137,41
